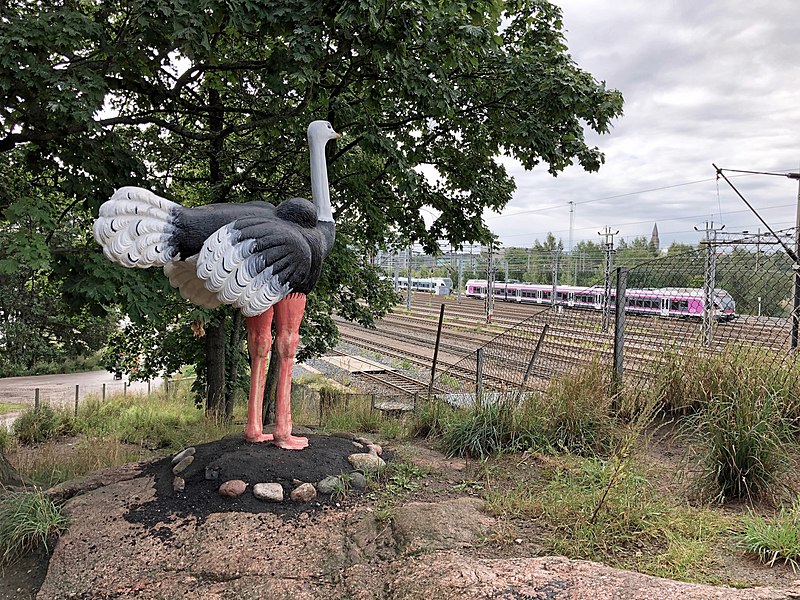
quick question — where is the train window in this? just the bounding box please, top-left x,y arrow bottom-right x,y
676,300 -> 689,311
542,291 -> 551,299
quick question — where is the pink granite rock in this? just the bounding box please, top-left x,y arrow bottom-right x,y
218,479 -> 247,497
290,482 -> 317,502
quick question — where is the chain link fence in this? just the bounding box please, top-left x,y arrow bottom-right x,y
429,229 -> 800,405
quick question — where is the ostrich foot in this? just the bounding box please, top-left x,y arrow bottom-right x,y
273,435 -> 309,450
244,432 -> 275,443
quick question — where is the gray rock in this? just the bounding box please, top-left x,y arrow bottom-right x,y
367,443 -> 383,456
290,482 -> 317,502
253,482 -> 284,502
352,441 -> 364,449
171,447 -> 196,465
172,455 -> 194,475
330,431 -> 356,440
219,480 -> 247,497
348,452 -> 385,473
355,437 -> 373,446
349,472 -> 367,490
317,475 -> 342,495
205,465 -> 221,480
172,476 -> 185,492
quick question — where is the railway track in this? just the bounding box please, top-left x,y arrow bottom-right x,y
333,292 -> 797,397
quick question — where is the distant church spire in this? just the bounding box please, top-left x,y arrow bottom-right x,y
650,223 -> 660,252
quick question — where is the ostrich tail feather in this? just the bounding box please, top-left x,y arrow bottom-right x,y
93,187 -> 180,268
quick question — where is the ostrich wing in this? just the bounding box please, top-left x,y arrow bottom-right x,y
196,216 -> 314,317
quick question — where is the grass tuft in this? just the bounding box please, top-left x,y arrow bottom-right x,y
0,488 -> 68,565
12,405 -> 75,445
739,499 -> 800,571
684,387 -> 795,503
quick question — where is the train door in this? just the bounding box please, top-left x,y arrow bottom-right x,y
593,293 -> 602,309
515,287 -> 522,302
660,297 -> 670,317
567,292 -> 575,307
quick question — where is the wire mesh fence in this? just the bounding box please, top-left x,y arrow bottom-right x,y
429,228 -> 800,405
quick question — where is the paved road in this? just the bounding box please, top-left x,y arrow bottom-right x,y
0,370 -> 163,428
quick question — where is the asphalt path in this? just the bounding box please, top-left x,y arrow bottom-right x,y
0,370 -> 163,428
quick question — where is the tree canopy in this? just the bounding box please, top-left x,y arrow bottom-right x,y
0,0 -> 623,400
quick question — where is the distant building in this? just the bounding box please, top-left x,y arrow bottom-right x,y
650,223 -> 660,252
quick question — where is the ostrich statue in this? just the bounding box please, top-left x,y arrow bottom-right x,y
93,120 -> 341,450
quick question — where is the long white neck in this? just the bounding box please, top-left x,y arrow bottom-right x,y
310,138 -> 333,223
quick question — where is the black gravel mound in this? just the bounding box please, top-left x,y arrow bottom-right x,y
124,433 -> 384,528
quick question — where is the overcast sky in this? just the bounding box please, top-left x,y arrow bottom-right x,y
483,0 -> 800,251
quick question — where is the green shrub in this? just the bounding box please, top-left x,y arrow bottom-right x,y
538,363 -> 618,455
0,488 -> 68,565
739,499 -> 800,570
442,401 -> 516,458
0,425 -> 11,451
685,387 -> 795,502
12,406 -> 74,445
412,398 -> 455,439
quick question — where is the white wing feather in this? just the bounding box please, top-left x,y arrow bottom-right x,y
93,187 -> 179,268
196,223 -> 292,317
164,255 -> 222,309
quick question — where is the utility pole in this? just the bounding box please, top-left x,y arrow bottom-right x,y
393,250 -> 400,291
791,170 -> 800,348
551,250 -> 560,309
599,227 -> 618,332
456,255 -> 462,302
568,201 -> 575,286
406,246 -> 412,310
486,241 -> 495,323
695,221 -> 725,346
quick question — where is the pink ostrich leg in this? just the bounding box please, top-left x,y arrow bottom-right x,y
244,309 -> 275,443
272,293 -> 309,450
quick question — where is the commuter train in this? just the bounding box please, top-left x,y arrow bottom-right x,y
464,280 -> 736,320
392,277 -> 453,295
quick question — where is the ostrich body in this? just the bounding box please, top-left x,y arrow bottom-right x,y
93,120 -> 341,449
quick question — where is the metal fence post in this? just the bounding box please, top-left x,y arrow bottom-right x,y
74,384 -> 80,416
34,388 -> 40,410
102,383 -> 106,402
427,303 -> 446,399
613,267 -> 628,394
475,347 -> 484,404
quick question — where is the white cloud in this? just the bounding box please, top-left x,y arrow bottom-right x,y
489,0 -> 800,249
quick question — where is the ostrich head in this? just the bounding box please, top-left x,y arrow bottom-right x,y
307,120 -> 341,145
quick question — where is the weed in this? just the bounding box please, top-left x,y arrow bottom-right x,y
537,361 -> 617,455
442,402 -> 516,458
0,488 -> 68,565
739,499 -> 800,571
684,388 -> 795,503
331,474 -> 352,502
13,405 -> 75,445
0,425 -> 12,451
412,399 -> 455,439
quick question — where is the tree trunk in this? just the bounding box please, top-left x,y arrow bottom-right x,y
262,346 -> 278,426
0,450 -> 32,488
204,87 -> 228,419
224,309 -> 243,421
205,317 -> 226,419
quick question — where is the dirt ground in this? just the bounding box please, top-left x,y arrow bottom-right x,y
2,427 -> 800,599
